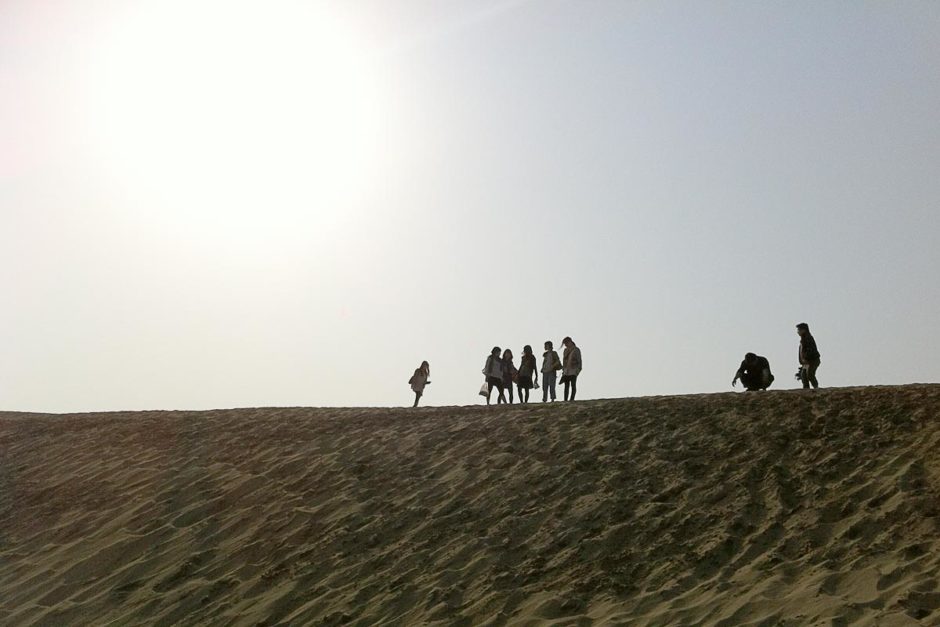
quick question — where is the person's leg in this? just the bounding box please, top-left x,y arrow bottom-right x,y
486,379 -> 493,405
413,391 -> 421,407
496,382 -> 506,404
800,366 -> 810,389
741,372 -> 759,391
570,375 -> 577,400
542,374 -> 549,402
507,384 -> 514,404
808,361 -> 820,389
549,372 -> 557,401
563,377 -> 570,401
761,369 -> 773,390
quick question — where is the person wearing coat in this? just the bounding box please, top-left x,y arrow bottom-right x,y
797,322 -> 821,389
561,336 -> 582,401
516,345 -> 538,404
409,361 -> 431,407
482,347 -> 507,405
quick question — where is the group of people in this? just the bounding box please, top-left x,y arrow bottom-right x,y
407,337 -> 584,407
480,337 -> 582,405
409,323 -> 822,407
732,322 -> 822,391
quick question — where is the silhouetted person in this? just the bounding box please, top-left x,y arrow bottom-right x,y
483,346 -> 507,405
541,341 -> 561,402
797,322 -> 821,389
409,361 -> 431,407
502,349 -> 518,404
732,353 -> 774,391
561,336 -> 582,401
517,345 -> 538,404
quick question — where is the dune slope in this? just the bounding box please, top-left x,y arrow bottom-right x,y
1,385 -> 939,626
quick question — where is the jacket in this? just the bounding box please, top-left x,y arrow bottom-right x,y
799,334 -> 821,364
409,369 -> 428,393
483,355 -> 504,379
541,350 -> 561,374
563,345 -> 582,376
736,356 -> 771,379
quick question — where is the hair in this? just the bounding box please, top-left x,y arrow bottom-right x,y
523,344 -> 533,355
420,361 -> 430,375
544,340 -> 553,350
796,322 -> 810,331
502,349 -> 513,360
563,336 -> 572,344
745,352 -> 757,361
492,346 -> 501,356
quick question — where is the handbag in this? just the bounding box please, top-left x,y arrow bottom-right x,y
478,382 -> 490,396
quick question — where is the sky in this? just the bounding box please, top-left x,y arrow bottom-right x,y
1,0 -> 939,412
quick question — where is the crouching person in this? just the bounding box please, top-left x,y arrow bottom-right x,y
732,353 -> 774,391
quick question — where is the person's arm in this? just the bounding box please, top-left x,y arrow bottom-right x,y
732,361 -> 744,386
575,348 -> 582,374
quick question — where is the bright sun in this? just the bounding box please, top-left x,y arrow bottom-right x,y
83,0 -> 379,238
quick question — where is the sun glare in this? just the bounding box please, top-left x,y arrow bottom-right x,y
82,0 -> 379,239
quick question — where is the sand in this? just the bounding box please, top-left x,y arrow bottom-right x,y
1,384 -> 939,625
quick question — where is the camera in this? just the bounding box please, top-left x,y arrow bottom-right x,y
794,368 -> 803,380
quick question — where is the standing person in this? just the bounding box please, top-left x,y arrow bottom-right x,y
540,340 -> 561,402
502,349 -> 518,404
517,345 -> 538,404
732,353 -> 774,391
408,361 -> 431,407
482,347 -> 507,405
560,336 -> 583,401
797,322 -> 821,389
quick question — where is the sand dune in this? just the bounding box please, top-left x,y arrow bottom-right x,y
1,385 -> 939,625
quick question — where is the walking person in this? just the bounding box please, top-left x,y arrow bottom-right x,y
796,322 -> 821,389
732,353 -> 774,391
502,349 -> 518,404
541,340 -> 561,402
482,347 -> 507,405
560,336 -> 582,401
408,361 -> 431,407
517,345 -> 538,404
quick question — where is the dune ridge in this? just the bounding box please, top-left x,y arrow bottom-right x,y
1,385 -> 939,625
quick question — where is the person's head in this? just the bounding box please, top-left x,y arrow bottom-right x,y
562,336 -> 573,348
523,344 -> 533,356
491,346 -> 501,357
420,360 -> 430,374
502,348 -> 513,360
796,322 -> 810,336
744,352 -> 758,364
544,340 -> 553,351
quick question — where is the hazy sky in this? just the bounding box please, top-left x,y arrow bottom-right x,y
2,0 -> 939,412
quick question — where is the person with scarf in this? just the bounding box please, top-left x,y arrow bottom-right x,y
560,336 -> 583,401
